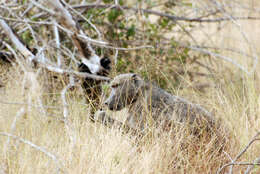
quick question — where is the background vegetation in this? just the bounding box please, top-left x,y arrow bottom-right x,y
0,0 -> 260,173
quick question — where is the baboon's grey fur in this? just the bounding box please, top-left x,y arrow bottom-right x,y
95,73 -> 216,134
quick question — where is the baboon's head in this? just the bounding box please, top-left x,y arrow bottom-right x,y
104,73 -> 146,111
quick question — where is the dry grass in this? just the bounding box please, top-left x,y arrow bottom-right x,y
1,1 -> 260,174
0,60 -> 259,174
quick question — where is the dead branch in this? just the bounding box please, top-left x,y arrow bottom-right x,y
39,64 -> 111,81
0,19 -> 35,62
0,100 -> 61,109
61,75 -> 77,153
61,77 -> 76,120
61,0 -> 102,40
232,133 -> 260,164
0,16 -> 52,25
228,132 -> 260,174
187,46 -> 253,75
53,21 -> 62,67
46,0 -> 106,75
217,162 -> 260,174
0,18 -> 110,81
73,4 -> 260,23
1,41 -> 27,72
217,131 -> 260,174
46,0 -> 92,59
0,132 -> 64,173
208,0 -> 259,76
4,107 -> 25,152
245,156 -> 260,174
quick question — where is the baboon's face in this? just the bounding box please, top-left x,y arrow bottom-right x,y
104,74 -> 144,111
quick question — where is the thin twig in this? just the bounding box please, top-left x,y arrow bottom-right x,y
188,46 -> 252,75
100,44 -> 154,50
0,132 -> 64,173
61,0 -> 102,40
4,107 -> 25,152
217,131 -> 260,174
0,16 -> 52,25
114,49 -> 118,65
0,18 -> 110,81
54,23 -> 108,46
210,0 -> 259,77
60,75 -> 77,161
46,0 -> 105,60
228,132 -> 260,174
73,4 -> 260,23
0,19 -> 35,62
46,0 -> 109,75
31,0 -> 55,15
0,100 -> 61,109
1,41 -> 27,72
61,83 -> 74,120
38,63 -> 111,81
217,162 -> 260,174
53,21 -> 62,67
245,156 -> 260,174
55,22 -> 153,49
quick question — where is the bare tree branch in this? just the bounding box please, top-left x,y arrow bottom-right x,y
0,18 -> 110,81
4,107 -> 25,152
245,156 -> 260,174
46,0 -> 101,70
233,132 -> 260,163
0,100 -> 61,109
217,131 -> 260,174
0,19 -> 35,62
217,162 -> 260,174
53,21 -> 63,67
39,64 -> 111,81
73,4 -> 260,23
187,46 -> 253,75
0,132 -> 64,173
0,16 -> 52,25
61,0 -> 102,40
61,75 -> 77,155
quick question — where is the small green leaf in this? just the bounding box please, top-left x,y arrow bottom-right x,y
21,30 -> 32,45
118,22 -> 125,29
108,9 -> 122,23
159,18 -> 170,28
119,0 -> 124,5
126,24 -> 136,38
183,3 -> 193,7
103,0 -> 113,4
102,84 -> 110,92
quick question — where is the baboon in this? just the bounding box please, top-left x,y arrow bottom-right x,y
95,73 -> 219,136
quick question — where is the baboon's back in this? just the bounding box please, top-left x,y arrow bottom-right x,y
144,85 -> 215,129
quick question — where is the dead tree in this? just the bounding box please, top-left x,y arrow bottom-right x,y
0,0 -> 111,120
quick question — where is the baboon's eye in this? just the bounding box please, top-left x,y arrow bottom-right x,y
111,84 -> 119,88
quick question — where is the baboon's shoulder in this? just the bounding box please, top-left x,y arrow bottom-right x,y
148,85 -> 214,121
149,86 -> 177,103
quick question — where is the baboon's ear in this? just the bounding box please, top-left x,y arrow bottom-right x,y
131,74 -> 145,88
